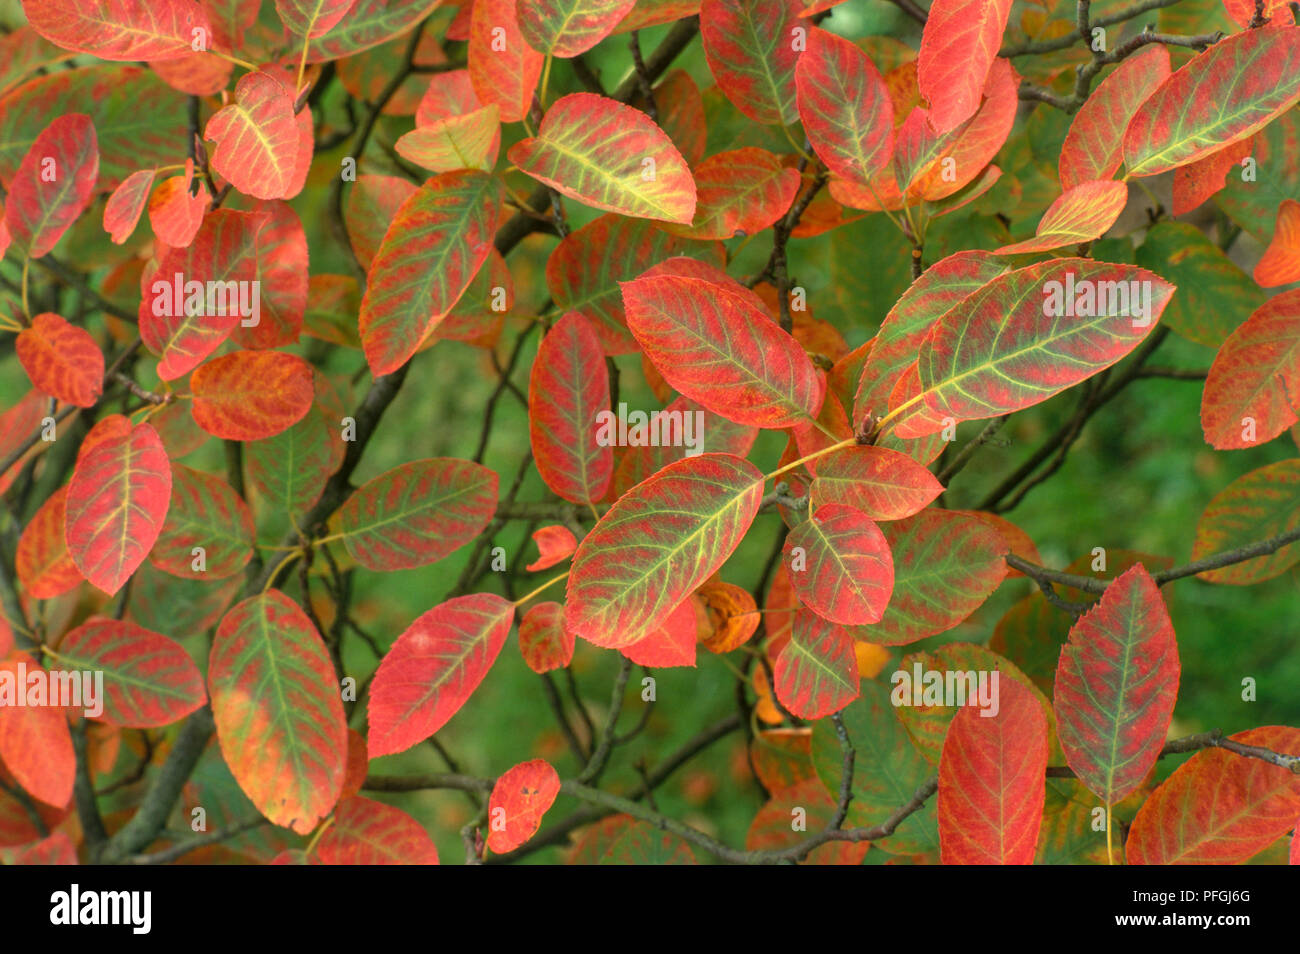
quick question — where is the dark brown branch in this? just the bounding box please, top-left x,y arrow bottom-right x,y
1007,523 -> 1300,597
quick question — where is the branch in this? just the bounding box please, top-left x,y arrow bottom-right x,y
124,816 -> 268,865
1006,523 -> 1300,597
1001,0 -> 1186,56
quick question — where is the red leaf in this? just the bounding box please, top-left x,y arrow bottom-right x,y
344,175 -> 417,269
1054,565 -> 1179,805
394,104 -> 501,174
1221,0 -> 1296,27
664,147 -> 801,240
415,68 -> 482,126
150,463 -> 255,580
6,830 -> 78,865
275,0 -> 358,37
546,214 -> 725,354
994,180 -> 1129,255
1124,26 -> 1300,177
526,525 -> 578,572
65,422 -> 171,596
893,259 -> 1174,439
772,608 -> 859,719
358,169 -> 501,376
785,503 -> 893,625
190,350 -> 314,441
917,0 -> 1013,134
517,0 -> 638,57
622,273 -> 823,429
700,0 -> 805,126
209,590 -> 347,834
16,486 -> 82,599
1254,199 -> 1300,288
1126,726 -> 1300,864
565,453 -> 764,648
204,70 -> 300,200
140,209 -> 261,380
147,159 -> 209,247
0,654 -> 74,807
336,458 -> 498,571
468,0 -> 544,123
810,444 -> 944,520
316,796 -> 440,864
622,596 -> 700,668
16,313 -> 103,408
795,27 -> 893,186
860,509 -> 1007,646
22,0 -> 211,61
1190,459 -> 1300,584
1059,46 -> 1170,190
3,113 -> 98,258
232,200 -> 308,349
367,593 -> 515,757
55,618 -> 205,728
906,58 -> 1018,202
517,601 -> 575,673
103,168 -> 156,244
1172,137 -> 1251,217
486,759 -> 561,854
508,93 -> 697,224
1200,289 -> 1300,449
529,312 -> 613,505
937,677 -> 1048,865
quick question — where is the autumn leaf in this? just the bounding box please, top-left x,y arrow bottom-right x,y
3,113 -> 98,258
1126,727 -> 1300,864
564,453 -> 764,649
700,0 -> 805,126
795,27 -> 893,185
621,273 -> 823,429
190,350 -> 315,441
917,0 -> 1013,134
315,796 -> 440,864
526,525 -> 578,572
938,677 -> 1048,864
508,93 -> 697,224
517,0 -> 638,57
1054,565 -> 1180,806
335,459 -> 498,571
994,181 -> 1129,255
1059,45 -> 1170,190
1254,199 -> 1300,288
1124,26 -> 1300,177
517,601 -> 575,673
65,422 -> 171,596
22,0 -> 211,61
529,312 -> 613,505
54,618 -> 206,728
486,759 -> 561,853
358,169 -> 501,376
368,594 -> 515,757
16,313 -> 103,408
785,504 -> 893,625
1200,289 -> 1300,449
209,591 -> 347,834
204,70 -> 300,201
